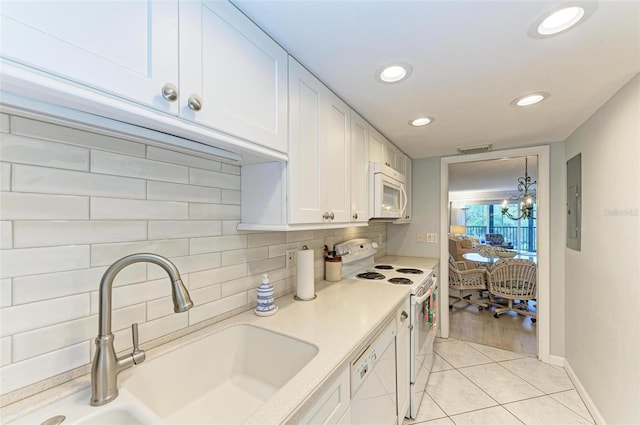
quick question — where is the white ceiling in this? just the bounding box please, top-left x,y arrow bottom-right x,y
232,0 -> 640,159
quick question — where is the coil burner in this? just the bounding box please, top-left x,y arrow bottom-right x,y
388,277 -> 413,285
396,268 -> 424,275
356,272 -> 386,280
374,265 -> 394,270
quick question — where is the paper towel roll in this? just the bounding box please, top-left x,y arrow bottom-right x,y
296,249 -> 315,300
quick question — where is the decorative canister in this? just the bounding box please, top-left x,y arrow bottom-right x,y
325,256 -> 342,282
255,273 -> 278,316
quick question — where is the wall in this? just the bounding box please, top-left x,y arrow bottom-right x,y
564,73 -> 639,424
386,156 -> 441,257
0,112 -> 388,402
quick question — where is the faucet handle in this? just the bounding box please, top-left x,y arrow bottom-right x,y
130,323 -> 145,365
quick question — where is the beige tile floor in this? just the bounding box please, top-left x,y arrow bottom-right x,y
404,339 -> 594,425
448,295 -> 537,356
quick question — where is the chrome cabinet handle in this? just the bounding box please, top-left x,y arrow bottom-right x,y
188,95 -> 203,111
323,212 -> 330,220
353,212 -> 358,220
161,83 -> 179,102
400,311 -> 409,322
330,212 -> 335,220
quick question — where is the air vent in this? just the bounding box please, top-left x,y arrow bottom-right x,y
457,144 -> 493,155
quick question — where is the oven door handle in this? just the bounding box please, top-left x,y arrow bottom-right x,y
413,288 -> 432,305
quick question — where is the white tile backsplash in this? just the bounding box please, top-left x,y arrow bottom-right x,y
0,245 -> 90,279
0,133 -> 89,171
1,162 -> 10,191
0,337 -> 10,367
0,221 -> 12,249
0,294 -> 90,337
146,146 -> 222,172
12,264 -> 147,305
147,180 -> 221,203
0,113 -> 387,399
90,197 -> 188,220
12,164 -> 146,199
13,220 -> 147,248
147,220 -> 222,240
0,192 -> 89,220
0,342 -> 89,395
90,239 -> 189,267
0,113 -> 9,133
91,150 -> 188,183
11,116 -> 146,157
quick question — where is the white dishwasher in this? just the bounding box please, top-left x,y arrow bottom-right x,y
350,321 -> 398,425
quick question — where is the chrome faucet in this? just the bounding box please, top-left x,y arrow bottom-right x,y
90,253 -> 193,406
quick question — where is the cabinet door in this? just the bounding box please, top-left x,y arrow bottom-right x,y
324,91 -> 351,223
368,126 -> 385,163
288,57 -> 325,224
396,298 -> 411,422
0,0 -> 179,114
350,111 -> 369,222
180,1 -> 288,153
384,142 -> 398,170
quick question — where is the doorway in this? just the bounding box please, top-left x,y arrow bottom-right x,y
439,146 -> 550,362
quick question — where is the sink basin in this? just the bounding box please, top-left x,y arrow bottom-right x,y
121,324 -> 318,424
75,408 -> 145,425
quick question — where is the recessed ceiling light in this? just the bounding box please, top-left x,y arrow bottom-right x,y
512,92 -> 550,107
409,117 -> 434,127
529,2 -> 597,38
376,63 -> 413,83
538,6 -> 585,35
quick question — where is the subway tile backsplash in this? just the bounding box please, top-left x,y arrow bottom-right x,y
0,112 -> 388,402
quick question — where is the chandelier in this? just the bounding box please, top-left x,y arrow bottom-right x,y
502,157 -> 537,220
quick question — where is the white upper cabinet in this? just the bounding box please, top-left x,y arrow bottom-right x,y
288,57 -> 325,223
288,57 -> 350,225
324,91 -> 351,224
368,126 -> 386,164
384,142 -> 398,170
179,1 -> 288,153
350,111 -> 369,223
0,0 -> 179,114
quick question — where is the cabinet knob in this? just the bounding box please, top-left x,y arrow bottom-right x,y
188,95 -> 203,111
400,311 -> 408,322
353,212 -> 358,220
330,212 -> 335,220
161,83 -> 179,102
323,212 -> 330,220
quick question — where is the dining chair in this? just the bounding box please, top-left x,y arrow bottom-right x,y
448,256 -> 489,310
486,259 -> 537,321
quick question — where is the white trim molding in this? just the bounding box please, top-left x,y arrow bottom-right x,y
440,145 -> 551,363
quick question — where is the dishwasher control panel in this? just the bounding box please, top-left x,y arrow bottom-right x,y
350,320 -> 396,397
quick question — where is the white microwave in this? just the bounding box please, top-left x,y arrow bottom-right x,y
369,162 -> 407,219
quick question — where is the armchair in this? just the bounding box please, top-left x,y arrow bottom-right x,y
485,233 -> 513,249
448,257 -> 489,310
486,260 -> 537,321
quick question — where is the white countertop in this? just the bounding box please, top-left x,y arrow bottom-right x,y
2,256 -> 438,424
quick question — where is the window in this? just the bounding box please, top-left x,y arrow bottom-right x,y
462,202 -> 537,252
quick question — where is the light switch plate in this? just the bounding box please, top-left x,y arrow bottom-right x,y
426,233 -> 438,243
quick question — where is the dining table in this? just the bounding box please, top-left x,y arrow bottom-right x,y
462,252 -> 538,264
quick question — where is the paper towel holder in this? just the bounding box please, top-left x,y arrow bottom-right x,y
294,246 -> 317,301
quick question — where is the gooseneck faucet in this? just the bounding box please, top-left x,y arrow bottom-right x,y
90,253 -> 193,406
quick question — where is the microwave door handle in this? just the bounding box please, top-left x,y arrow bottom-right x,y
400,184 -> 408,216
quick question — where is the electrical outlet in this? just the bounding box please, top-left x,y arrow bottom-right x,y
416,233 -> 424,243
427,233 -> 438,243
285,249 -> 296,268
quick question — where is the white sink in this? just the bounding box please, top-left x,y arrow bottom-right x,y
10,324 -> 318,425
123,324 -> 318,424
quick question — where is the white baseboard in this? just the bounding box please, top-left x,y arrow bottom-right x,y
563,359 -> 607,425
548,355 -> 565,367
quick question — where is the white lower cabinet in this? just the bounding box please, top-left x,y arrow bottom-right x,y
300,366 -> 351,425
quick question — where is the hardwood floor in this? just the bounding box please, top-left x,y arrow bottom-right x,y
447,294 -> 537,356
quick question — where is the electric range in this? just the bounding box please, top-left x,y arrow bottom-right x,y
334,238 -> 438,420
